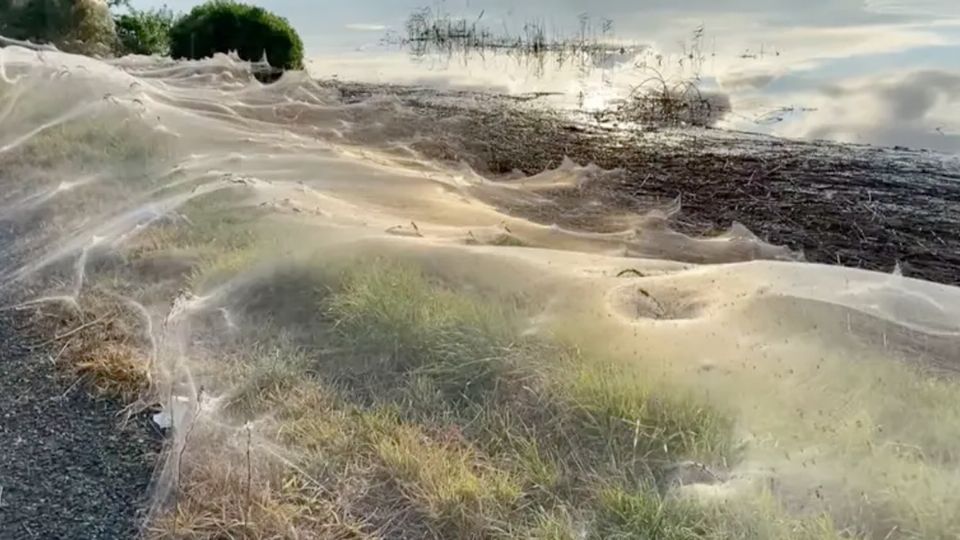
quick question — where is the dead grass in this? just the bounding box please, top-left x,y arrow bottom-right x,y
21,294 -> 153,403
71,340 -> 150,402
599,72 -> 731,128
147,424 -> 370,540
374,424 -> 523,537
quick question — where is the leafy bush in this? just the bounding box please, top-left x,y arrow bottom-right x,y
114,7 -> 176,56
168,1 -> 304,70
0,0 -> 116,55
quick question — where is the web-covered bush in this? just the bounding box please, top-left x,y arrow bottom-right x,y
168,1 -> 304,70
114,6 -> 176,56
0,0 -> 116,56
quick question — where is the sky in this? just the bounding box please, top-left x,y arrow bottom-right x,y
131,0 -> 960,153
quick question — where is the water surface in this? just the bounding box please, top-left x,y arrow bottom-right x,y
135,0 -> 960,153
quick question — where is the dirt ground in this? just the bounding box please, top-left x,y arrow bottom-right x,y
0,309 -> 160,539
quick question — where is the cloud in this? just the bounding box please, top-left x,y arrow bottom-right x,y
719,72 -> 778,91
344,23 -> 388,32
863,0 -> 960,16
781,69 -> 960,153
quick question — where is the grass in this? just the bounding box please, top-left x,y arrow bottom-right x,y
564,364 -> 736,466
142,257 -> 844,539
71,339 -> 151,401
594,487 -> 847,540
12,224 -> 867,540
0,102 -> 171,181
374,423 -> 523,536
320,262 -> 735,474
322,262 -> 519,401
594,487 -> 712,539
20,293 -> 153,403
8,113 -> 951,536
5,44 -> 959,540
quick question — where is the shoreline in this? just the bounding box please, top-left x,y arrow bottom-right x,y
327,78 -> 960,285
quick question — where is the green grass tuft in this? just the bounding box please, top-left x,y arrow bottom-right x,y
594,488 -> 710,540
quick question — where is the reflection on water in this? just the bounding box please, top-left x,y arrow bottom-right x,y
390,7 -> 638,71
382,9 -> 730,127
304,0 -> 960,153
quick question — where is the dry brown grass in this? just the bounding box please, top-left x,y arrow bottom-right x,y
70,340 -> 150,402
147,433 -> 370,540
22,294 -> 153,404
147,384 -> 385,540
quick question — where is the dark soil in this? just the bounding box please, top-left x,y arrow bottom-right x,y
331,81 -> 960,285
0,311 -> 160,540
475,119 -> 960,285
448,108 -> 960,285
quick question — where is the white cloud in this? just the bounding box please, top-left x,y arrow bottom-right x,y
863,0 -> 960,16
344,23 -> 388,32
719,71 -> 779,91
778,69 -> 960,153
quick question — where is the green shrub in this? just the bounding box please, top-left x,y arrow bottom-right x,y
168,0 -> 304,70
0,0 -> 116,55
114,7 -> 176,56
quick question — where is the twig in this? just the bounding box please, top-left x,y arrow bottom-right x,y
174,387 -> 204,536
617,268 -> 647,278
34,313 -> 115,350
51,337 -> 77,365
245,423 -> 253,531
56,375 -> 86,402
637,287 -> 666,317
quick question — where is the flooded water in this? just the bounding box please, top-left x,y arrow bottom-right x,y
140,0 -> 960,153
338,1 -> 960,153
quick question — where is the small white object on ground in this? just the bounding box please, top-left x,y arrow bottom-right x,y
152,411 -> 173,430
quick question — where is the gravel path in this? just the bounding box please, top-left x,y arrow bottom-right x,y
0,312 -> 160,540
